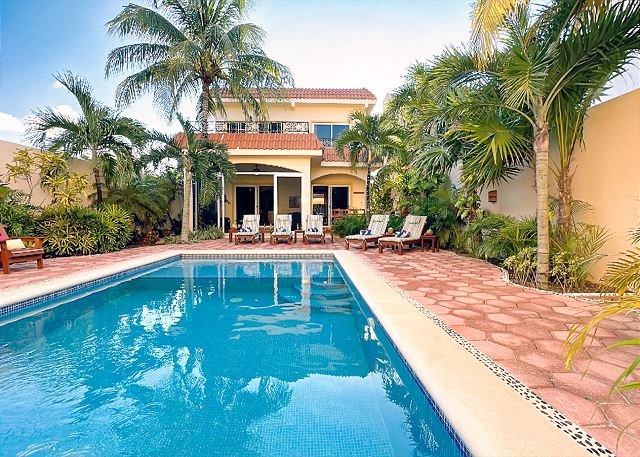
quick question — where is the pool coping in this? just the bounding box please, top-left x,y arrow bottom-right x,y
0,250 -> 607,457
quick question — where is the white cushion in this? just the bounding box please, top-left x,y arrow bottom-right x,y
5,239 -> 26,251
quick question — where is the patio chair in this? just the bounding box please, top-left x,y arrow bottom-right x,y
0,223 -> 45,274
303,215 -> 325,244
234,214 -> 261,244
270,214 -> 293,244
378,215 -> 427,255
344,214 -> 390,251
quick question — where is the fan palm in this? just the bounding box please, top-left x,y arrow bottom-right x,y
146,113 -> 234,241
333,112 -> 403,213
27,72 -> 148,205
105,0 -> 293,135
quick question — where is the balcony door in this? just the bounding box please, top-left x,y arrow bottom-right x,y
312,185 -> 350,225
235,186 -> 257,224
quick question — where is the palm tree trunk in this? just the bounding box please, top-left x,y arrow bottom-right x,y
181,155 -> 192,243
365,163 -> 372,215
201,81 -> 210,136
93,168 -> 103,205
557,163 -> 573,233
534,122 -> 550,288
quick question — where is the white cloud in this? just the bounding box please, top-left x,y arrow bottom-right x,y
52,80 -> 64,90
52,104 -> 79,120
0,112 -> 25,133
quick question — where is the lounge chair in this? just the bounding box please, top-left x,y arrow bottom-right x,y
270,214 -> 293,244
303,215 -> 325,244
0,223 -> 45,274
344,214 -> 390,251
378,215 -> 427,255
234,214 -> 261,244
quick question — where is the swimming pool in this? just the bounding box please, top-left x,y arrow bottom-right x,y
0,258 -> 467,456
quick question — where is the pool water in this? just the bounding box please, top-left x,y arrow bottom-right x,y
0,259 -> 465,456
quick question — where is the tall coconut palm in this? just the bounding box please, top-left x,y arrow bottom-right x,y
105,0 -> 293,135
431,0 -> 640,287
333,112 -> 403,214
27,71 -> 148,205
147,113 -> 234,241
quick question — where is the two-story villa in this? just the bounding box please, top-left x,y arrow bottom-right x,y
200,88 -> 376,230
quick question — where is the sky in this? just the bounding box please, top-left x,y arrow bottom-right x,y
0,0 -> 638,145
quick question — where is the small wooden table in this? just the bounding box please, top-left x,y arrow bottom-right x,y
228,228 -> 238,243
421,234 -> 440,252
323,227 -> 334,243
293,229 -> 305,243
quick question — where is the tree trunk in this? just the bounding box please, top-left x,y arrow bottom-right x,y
93,168 -> 103,206
201,81 -> 210,136
365,163 -> 371,215
181,155 -> 192,243
534,122 -> 550,288
557,162 -> 574,233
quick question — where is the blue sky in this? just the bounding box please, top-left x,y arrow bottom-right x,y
0,0 -> 638,144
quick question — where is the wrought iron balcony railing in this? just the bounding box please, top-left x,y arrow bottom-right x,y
214,121 -> 309,134
317,138 -> 335,147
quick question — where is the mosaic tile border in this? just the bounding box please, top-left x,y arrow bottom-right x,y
334,262 -> 472,457
358,256 -> 615,457
0,252 -> 335,321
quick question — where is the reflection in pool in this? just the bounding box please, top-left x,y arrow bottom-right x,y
0,259 -> 466,456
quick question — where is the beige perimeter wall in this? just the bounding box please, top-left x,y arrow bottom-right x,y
478,89 -> 640,280
1,140 -> 93,206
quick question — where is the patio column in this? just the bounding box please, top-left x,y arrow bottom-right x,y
301,168 -> 311,228
273,173 -> 279,218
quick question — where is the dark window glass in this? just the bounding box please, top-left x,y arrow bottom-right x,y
331,124 -> 348,139
314,124 -> 331,140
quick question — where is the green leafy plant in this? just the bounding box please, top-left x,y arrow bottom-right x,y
550,251 -> 580,293
37,204 -> 132,257
0,189 -> 37,236
565,227 -> 640,424
467,214 -> 536,263
188,226 -> 224,242
332,215 -> 367,238
504,246 -> 537,285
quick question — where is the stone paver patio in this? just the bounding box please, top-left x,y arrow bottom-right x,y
1,239 -> 639,456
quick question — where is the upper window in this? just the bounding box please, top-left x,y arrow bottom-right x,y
314,124 -> 348,142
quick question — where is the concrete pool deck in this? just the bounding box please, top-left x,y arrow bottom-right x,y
1,240 -> 638,456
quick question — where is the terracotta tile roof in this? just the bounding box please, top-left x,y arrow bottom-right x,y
322,147 -> 367,162
205,132 -> 324,150
219,87 -> 376,101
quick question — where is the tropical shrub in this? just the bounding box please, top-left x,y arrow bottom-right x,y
504,247 -> 537,285
188,226 -> 224,242
332,215 -> 367,238
387,214 -> 405,232
467,214 -> 537,264
550,223 -> 609,290
37,205 -> 132,257
0,189 -> 37,236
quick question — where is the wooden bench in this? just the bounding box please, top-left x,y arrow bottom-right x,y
0,224 -> 45,274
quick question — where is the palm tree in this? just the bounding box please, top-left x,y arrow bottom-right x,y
333,112 -> 402,214
147,113 -> 234,241
105,0 -> 293,135
104,174 -> 176,230
27,72 -> 148,205
418,0 -> 640,288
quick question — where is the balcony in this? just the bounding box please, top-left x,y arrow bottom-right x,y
214,121 -> 309,134
317,137 -> 335,147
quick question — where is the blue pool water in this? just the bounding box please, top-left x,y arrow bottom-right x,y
0,259 -> 466,456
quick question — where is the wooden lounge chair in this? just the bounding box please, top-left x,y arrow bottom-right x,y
234,214 -> 261,244
378,215 -> 427,255
270,214 -> 293,244
0,223 -> 45,274
344,214 -> 390,251
303,215 -> 325,244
